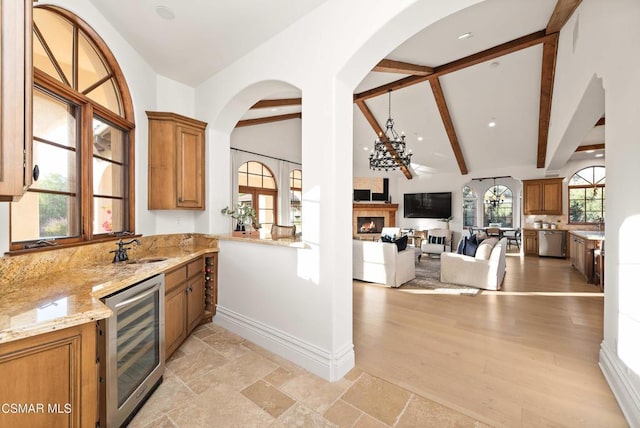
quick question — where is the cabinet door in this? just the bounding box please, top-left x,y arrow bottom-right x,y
186,275 -> 204,334
0,323 -> 97,427
176,125 -> 204,209
523,231 -> 538,255
165,284 -> 187,359
542,180 -> 562,214
0,0 -> 33,201
523,181 -> 542,214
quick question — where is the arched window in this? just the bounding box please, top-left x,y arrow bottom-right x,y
569,166 -> 605,224
10,6 -> 134,250
290,169 -> 302,233
483,185 -> 513,227
462,185 -> 476,228
238,161 -> 278,231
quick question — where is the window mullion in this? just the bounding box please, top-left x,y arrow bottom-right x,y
81,103 -> 94,241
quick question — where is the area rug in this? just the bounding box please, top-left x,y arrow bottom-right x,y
400,257 -> 482,296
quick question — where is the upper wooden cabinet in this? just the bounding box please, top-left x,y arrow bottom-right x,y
0,0 -> 33,201
147,111 -> 207,210
523,178 -> 563,215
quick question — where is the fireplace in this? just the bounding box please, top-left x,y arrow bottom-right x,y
352,203 -> 398,238
357,217 -> 384,234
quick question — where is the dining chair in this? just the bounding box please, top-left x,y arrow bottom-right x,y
486,227 -> 502,239
504,228 -> 521,249
271,224 -> 296,238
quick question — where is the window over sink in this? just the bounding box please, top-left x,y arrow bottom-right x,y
568,166 -> 605,224
10,6 -> 135,251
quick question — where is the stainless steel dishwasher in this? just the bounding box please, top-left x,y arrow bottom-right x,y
538,230 -> 566,257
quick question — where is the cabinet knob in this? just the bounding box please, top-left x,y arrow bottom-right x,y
32,164 -> 40,181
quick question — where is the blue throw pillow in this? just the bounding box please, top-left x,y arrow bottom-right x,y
463,234 -> 483,257
456,238 -> 466,254
394,235 -> 408,252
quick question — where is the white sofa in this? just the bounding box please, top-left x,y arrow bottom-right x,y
420,228 -> 453,257
353,239 -> 416,287
440,237 -> 507,290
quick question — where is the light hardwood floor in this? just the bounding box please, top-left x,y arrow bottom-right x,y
353,251 -> 628,428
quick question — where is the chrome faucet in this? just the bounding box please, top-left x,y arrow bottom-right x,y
110,239 -> 141,263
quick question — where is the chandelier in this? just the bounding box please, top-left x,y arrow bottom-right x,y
369,90 -> 412,171
486,178 -> 505,208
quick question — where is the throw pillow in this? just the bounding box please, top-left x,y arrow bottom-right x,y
463,234 -> 483,257
456,238 -> 466,254
428,235 -> 446,245
394,235 -> 408,252
380,235 -> 393,243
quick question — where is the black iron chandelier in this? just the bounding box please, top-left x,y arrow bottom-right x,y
369,90 -> 412,171
486,178 -> 505,208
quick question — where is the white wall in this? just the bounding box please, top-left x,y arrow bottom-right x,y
194,0 -> 484,380
549,0 -> 640,424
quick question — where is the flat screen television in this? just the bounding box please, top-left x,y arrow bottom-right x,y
404,192 -> 452,219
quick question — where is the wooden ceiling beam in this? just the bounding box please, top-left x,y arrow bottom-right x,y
429,78 -> 468,175
595,117 -> 605,126
575,143 -> 605,152
373,59 -> 434,76
536,33 -> 559,168
235,112 -> 301,128
355,99 -> 413,179
354,30 -> 553,102
250,98 -> 301,109
546,0 -> 583,34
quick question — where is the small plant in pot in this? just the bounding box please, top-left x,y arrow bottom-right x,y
221,203 -> 261,232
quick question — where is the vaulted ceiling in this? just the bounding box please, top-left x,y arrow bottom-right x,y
89,0 -> 605,178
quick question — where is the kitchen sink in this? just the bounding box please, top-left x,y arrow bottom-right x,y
126,257 -> 168,264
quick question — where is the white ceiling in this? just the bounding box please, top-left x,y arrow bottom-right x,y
88,0 -> 604,177
87,0 -> 329,86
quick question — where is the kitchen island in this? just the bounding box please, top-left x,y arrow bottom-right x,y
568,230 -> 604,285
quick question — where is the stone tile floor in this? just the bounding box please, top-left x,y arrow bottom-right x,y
129,322 -> 491,427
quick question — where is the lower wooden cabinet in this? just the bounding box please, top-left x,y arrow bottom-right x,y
523,230 -> 539,255
164,257 -> 205,359
0,322 -> 98,427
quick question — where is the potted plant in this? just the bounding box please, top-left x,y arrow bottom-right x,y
221,203 -> 261,235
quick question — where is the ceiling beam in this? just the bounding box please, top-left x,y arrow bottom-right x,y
373,59 -> 434,76
546,0 -> 583,34
429,78 -> 468,175
575,143 -> 605,152
595,117 -> 605,126
536,33 -> 559,168
355,99 -> 413,179
354,30 -> 554,102
250,98 -> 301,109
235,112 -> 301,128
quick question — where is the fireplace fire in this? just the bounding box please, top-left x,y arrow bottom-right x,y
357,216 -> 384,233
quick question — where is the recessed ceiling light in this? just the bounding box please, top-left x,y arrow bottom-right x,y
155,5 -> 175,20
595,153 -> 604,157
417,136 -> 423,141
271,108 -> 279,112
490,61 -> 500,68
488,120 -> 496,128
586,149 -> 595,153
457,32 -> 473,40
363,147 -> 369,151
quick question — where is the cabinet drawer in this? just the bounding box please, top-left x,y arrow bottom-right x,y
187,257 -> 203,279
165,265 -> 187,293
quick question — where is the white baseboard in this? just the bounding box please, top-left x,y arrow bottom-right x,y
214,305 -> 354,381
600,341 -> 640,426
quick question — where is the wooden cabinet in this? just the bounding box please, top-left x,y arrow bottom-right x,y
523,178 -> 563,215
147,111 -> 207,210
569,233 -> 599,282
523,229 -> 539,255
0,0 -> 33,201
0,322 -> 97,427
164,257 -> 205,358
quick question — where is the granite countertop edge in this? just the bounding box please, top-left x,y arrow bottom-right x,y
0,246 -> 219,345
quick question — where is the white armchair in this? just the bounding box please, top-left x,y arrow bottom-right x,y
421,228 -> 452,257
353,239 -> 415,287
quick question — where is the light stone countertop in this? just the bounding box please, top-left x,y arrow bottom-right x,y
0,245 -> 218,345
215,233 -> 310,249
568,230 -> 605,241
